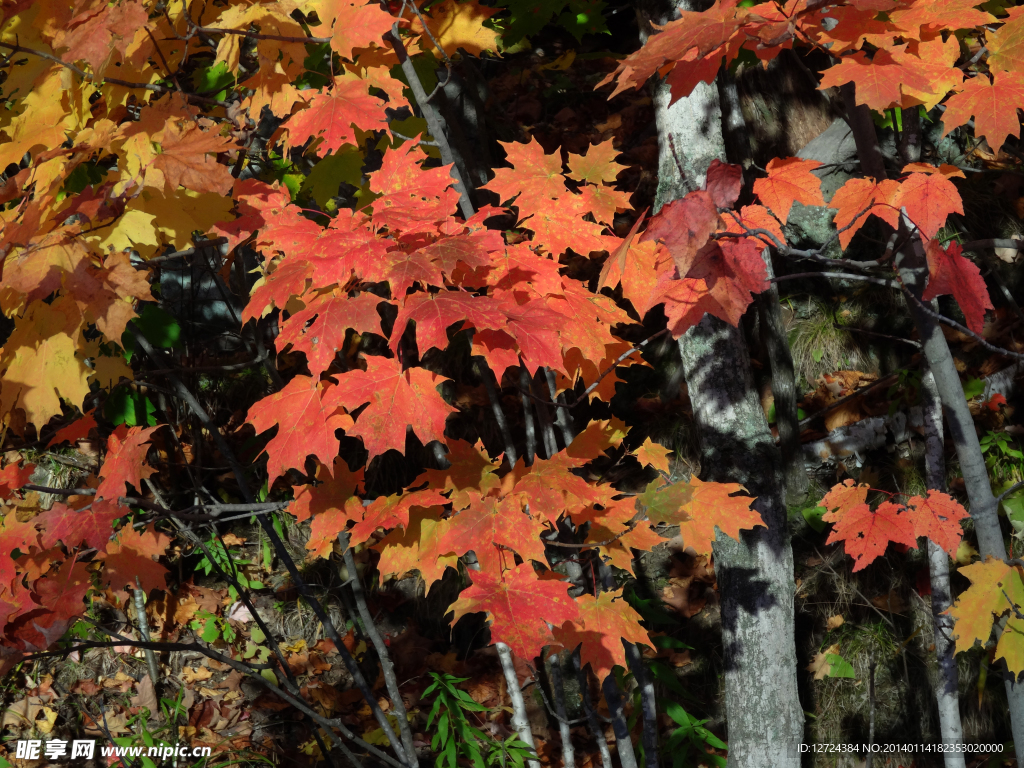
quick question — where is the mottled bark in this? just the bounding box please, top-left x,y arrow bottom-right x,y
920,369 -> 967,768
677,317 -> 803,767
637,0 -> 804,762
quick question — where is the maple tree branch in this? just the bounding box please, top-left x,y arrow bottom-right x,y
998,482 -> 1024,504
144,26 -> 183,93
543,526 -> 636,548
386,23 -> 475,221
0,42 -> 230,106
0,41 -> 88,79
136,238 -> 231,267
961,238 -> 1024,253
898,277 -> 1024,363
835,323 -> 921,349
341,543 -> 418,764
770,271 -> 898,287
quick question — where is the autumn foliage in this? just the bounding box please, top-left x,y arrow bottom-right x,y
0,0 -> 1019,759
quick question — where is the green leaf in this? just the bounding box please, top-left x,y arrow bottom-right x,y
824,653 -> 855,678
104,386 -> 158,427
300,148 -> 366,208
191,62 -> 235,99
122,305 -> 182,361
201,617 -> 220,643
801,505 -> 827,533
962,377 -> 986,400
62,161 -> 107,198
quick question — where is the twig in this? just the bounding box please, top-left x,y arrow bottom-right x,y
135,238 -> 231,267
834,323 -> 921,348
571,651 -> 613,768
797,372 -> 902,429
519,330 -> 670,411
133,578 -> 161,689
625,643 -> 657,768
342,544 -> 418,764
77,627 -> 376,768
496,643 -> 540,768
548,653 -> 576,768
770,271 -> 898,287
998,481 -> 1024,504
898,276 -> 1024,363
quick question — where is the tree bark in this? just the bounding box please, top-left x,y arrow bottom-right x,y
638,1 -> 804,763
676,317 -> 803,767
897,239 -> 1024,765
920,369 -> 967,768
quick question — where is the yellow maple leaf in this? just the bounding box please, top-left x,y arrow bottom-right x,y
414,0 -> 501,58
0,299 -> 91,427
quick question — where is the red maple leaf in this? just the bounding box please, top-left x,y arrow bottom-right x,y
246,376 -> 354,487
390,292 -> 506,355
921,240 -> 993,334
416,230 -> 505,277
13,558 -> 92,651
153,122 -> 236,196
905,490 -> 968,554
369,144 -> 461,233
638,476 -> 762,554
243,259 -> 313,323
436,494 -> 548,575
0,462 -> 34,496
509,452 -> 599,523
100,524 -> 172,596
324,356 -> 456,457
283,77 -> 388,155
97,426 -> 159,501
290,457 -> 364,523
705,159 -> 743,208
46,410 -> 97,447
34,498 -> 123,552
348,487 -> 447,546
471,330 -> 524,386
817,48 -> 934,112
752,157 -> 825,223
448,562 -> 578,662
551,590 -> 649,680
896,172 -> 963,241
641,190 -> 720,274
828,178 -> 902,249
942,70 -> 1024,154
822,496 -> 917,572
306,499 -> 363,559
375,508 -> 457,589
483,139 -> 566,218
277,292 -> 385,378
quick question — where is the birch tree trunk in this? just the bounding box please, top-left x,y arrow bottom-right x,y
636,2 -> 804,763
920,369 -> 967,768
